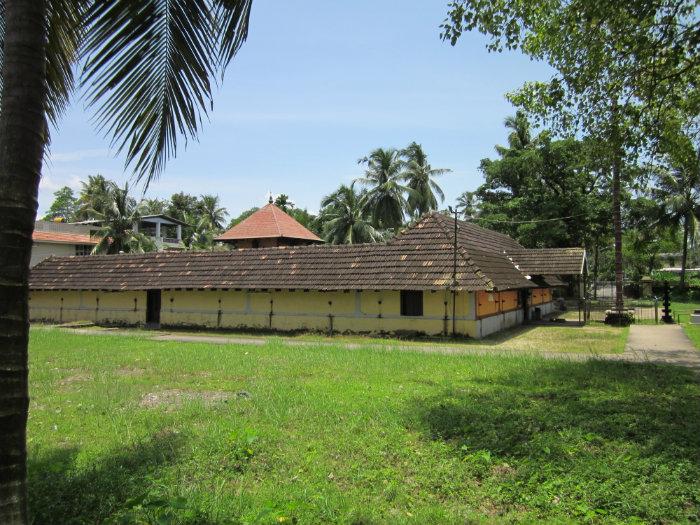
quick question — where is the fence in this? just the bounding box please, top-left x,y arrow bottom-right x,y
582,280 -> 671,324
583,299 -> 661,324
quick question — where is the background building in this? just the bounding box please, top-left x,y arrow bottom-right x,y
215,200 -> 322,249
31,221 -> 97,267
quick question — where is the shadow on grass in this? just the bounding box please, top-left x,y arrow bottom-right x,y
408,359 -> 700,521
28,429 -> 215,524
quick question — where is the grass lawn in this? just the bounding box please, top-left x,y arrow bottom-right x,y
64,321 -> 630,354
28,327 -> 699,524
682,323 -> 700,349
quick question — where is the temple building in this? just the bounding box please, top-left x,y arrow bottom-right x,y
215,200 -> 323,249
29,213 -> 585,338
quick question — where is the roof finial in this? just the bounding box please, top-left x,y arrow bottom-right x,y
268,191 -> 273,204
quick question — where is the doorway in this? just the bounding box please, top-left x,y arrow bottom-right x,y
146,289 -> 161,327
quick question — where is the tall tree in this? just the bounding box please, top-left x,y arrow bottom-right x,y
355,148 -> 411,229
498,111 -> 533,154
92,184 -> 156,254
0,5 -> 49,522
475,116 -> 612,250
455,191 -> 478,220
41,186 -> 78,221
0,1 -> 253,522
401,142 -> 449,217
167,192 -> 200,222
141,197 -> 169,215
198,194 -> 228,231
319,184 -> 383,244
441,0 -> 699,312
652,131 -> 700,291
76,174 -> 113,220
273,194 -> 294,213
184,212 -> 216,250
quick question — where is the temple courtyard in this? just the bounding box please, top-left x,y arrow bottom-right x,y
27,325 -> 700,524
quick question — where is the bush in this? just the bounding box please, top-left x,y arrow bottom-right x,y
604,310 -> 634,326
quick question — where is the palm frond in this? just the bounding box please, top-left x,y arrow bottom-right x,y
45,0 -> 84,123
81,0 -> 251,185
214,0 -> 252,69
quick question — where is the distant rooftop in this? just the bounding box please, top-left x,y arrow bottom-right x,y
33,230 -> 96,245
215,203 -> 322,243
33,221 -> 96,245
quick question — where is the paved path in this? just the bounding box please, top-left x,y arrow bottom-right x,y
618,324 -> 700,371
55,324 -> 700,372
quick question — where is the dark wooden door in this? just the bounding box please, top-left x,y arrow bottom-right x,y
146,290 -> 161,325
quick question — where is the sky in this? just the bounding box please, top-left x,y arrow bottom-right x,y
40,0 -> 553,218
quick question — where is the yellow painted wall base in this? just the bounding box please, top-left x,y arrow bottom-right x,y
30,288 -> 483,337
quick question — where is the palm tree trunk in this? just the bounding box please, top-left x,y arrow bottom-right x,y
0,2 -> 48,524
593,237 -> 599,300
680,211 -> 690,292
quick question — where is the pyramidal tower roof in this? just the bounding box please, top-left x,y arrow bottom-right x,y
215,203 -> 322,243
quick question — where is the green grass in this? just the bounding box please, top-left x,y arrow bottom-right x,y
28,327 -> 699,524
682,324 -> 700,349
56,321 -> 630,354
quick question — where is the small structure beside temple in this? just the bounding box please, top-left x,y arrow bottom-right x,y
72,214 -> 188,251
215,199 -> 322,249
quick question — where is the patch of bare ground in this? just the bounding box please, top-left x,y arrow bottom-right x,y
114,366 -> 146,377
490,462 -> 517,478
139,389 -> 233,410
58,370 -> 92,385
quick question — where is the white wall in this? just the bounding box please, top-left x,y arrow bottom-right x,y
30,242 -> 75,267
477,309 -> 524,338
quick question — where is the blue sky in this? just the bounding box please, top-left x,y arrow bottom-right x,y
40,1 -> 552,218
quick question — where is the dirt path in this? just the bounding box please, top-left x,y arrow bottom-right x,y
55,324 -> 700,371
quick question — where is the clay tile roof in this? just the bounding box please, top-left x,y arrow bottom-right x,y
215,203 -> 322,243
32,230 -> 97,245
506,248 -> 586,276
29,213 -> 585,293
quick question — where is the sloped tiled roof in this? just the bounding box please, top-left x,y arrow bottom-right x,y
30,213 -> 584,292
29,243 -> 498,292
33,230 -> 97,245
389,214 -> 533,290
215,203 -> 322,243
507,248 -> 586,276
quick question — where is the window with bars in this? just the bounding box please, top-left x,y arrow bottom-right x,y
75,244 -> 92,256
400,290 -> 423,316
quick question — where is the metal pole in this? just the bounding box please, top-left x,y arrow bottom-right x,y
448,206 -> 458,337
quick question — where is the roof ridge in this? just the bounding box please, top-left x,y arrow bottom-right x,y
269,203 -> 283,237
425,214 -> 493,290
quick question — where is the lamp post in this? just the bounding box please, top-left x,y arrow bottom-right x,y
447,206 -> 458,337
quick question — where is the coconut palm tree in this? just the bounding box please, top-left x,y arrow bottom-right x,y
185,212 -> 216,250
456,191 -> 478,220
652,135 -> 700,291
319,185 -> 383,244
496,111 -> 533,156
274,194 -> 294,213
76,174 -> 114,220
199,194 -> 229,231
0,2 -> 252,521
92,184 -> 156,255
141,197 -> 169,215
401,142 -> 449,217
355,148 -> 411,229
